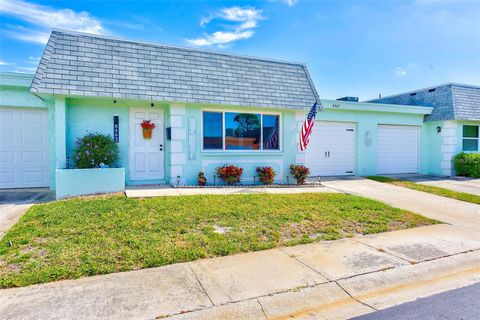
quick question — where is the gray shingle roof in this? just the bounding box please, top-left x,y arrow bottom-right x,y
367,83 -> 480,121
31,30 -> 319,109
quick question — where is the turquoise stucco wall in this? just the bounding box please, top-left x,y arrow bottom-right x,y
56,168 -> 125,199
176,104 -> 297,185
314,107 -> 427,176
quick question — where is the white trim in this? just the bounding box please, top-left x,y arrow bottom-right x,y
200,109 -> 283,153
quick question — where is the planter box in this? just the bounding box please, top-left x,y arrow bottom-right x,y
56,168 -> 125,199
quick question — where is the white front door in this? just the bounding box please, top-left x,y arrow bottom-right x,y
129,108 -> 164,181
305,121 -> 355,176
0,107 -> 49,188
377,125 -> 419,174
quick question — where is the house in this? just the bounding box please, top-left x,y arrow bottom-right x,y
369,84 -> 480,176
0,30 -> 438,198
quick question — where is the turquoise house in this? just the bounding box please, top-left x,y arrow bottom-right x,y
370,83 -> 480,176
4,29 -> 477,199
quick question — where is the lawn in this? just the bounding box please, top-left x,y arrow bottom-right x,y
367,176 -> 480,205
0,193 -> 437,288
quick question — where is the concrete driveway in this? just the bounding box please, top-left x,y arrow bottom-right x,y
322,177 -> 480,231
386,174 -> 480,196
0,188 -> 54,238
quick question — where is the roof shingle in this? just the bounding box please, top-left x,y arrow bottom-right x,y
31,30 -> 319,109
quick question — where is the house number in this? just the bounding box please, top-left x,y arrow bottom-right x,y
332,103 -> 341,108
113,115 -> 119,143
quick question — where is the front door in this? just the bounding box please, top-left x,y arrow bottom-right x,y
129,108 -> 164,181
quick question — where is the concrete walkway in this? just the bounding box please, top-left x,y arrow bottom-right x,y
387,174 -> 480,196
322,177 -> 480,231
1,224 -> 479,320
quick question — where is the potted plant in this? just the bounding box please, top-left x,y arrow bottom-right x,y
198,171 -> 207,186
290,164 -> 310,185
140,120 -> 156,139
256,166 -> 276,185
216,165 -> 243,185
73,133 -> 119,169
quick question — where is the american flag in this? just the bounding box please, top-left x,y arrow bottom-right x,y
299,102 -> 319,151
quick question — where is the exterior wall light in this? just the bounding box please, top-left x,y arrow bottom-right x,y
436,126 -> 442,134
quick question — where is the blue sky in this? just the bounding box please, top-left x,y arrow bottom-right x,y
1,0 -> 479,100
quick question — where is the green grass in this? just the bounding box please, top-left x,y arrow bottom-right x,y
367,176 -> 480,205
0,193 -> 436,288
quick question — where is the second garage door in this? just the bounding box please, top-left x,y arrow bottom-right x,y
305,121 -> 355,176
377,125 -> 419,174
0,107 -> 50,188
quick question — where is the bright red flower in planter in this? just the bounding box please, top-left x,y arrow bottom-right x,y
140,120 -> 156,129
216,165 -> 243,185
256,166 -> 276,185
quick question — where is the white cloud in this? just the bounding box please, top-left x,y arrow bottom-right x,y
0,0 -> 106,44
29,56 -> 40,61
0,59 -> 14,65
395,67 -> 407,76
282,0 -> 299,7
187,6 -> 263,47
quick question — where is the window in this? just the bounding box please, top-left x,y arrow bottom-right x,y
203,111 -> 223,149
202,111 -> 280,151
463,125 -> 479,152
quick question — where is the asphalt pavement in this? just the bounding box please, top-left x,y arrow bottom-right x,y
351,283 -> 480,320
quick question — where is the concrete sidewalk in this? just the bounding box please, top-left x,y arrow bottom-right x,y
1,224 -> 479,320
387,174 -> 480,196
322,177 -> 480,230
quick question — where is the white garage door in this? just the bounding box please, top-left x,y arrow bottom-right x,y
0,107 -> 49,188
305,121 -> 355,176
377,125 -> 419,174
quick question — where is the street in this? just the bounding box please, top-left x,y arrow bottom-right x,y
352,283 -> 480,320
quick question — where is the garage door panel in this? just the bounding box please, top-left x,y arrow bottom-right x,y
377,125 -> 419,174
305,121 -> 355,176
0,107 -> 49,188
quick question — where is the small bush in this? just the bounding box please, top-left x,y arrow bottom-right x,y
198,171 -> 207,186
216,165 -> 243,185
74,133 -> 119,169
290,164 -> 310,185
453,152 -> 480,178
256,166 -> 276,185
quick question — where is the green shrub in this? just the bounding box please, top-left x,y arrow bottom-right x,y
74,133 -> 119,169
453,152 -> 480,178
290,164 -> 310,185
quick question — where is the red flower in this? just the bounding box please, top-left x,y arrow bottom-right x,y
140,120 -> 156,129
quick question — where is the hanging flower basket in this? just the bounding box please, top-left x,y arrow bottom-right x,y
140,120 -> 156,139
142,128 -> 152,139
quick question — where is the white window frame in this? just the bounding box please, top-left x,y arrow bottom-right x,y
201,109 -> 282,152
462,125 -> 479,153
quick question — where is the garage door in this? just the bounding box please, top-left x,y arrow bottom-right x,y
305,121 -> 355,176
0,107 -> 49,188
377,125 -> 419,174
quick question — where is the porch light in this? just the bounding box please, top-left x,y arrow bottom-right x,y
436,126 -> 442,134
176,175 -> 181,186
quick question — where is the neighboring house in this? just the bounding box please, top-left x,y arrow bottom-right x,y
1,30 -> 435,198
369,84 -> 480,176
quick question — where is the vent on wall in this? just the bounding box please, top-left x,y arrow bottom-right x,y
428,88 -> 436,92
410,92 -> 417,96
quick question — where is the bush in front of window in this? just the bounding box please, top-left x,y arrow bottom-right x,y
453,152 -> 480,178
256,166 -> 276,185
290,164 -> 310,185
216,165 -> 243,185
74,133 -> 119,169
